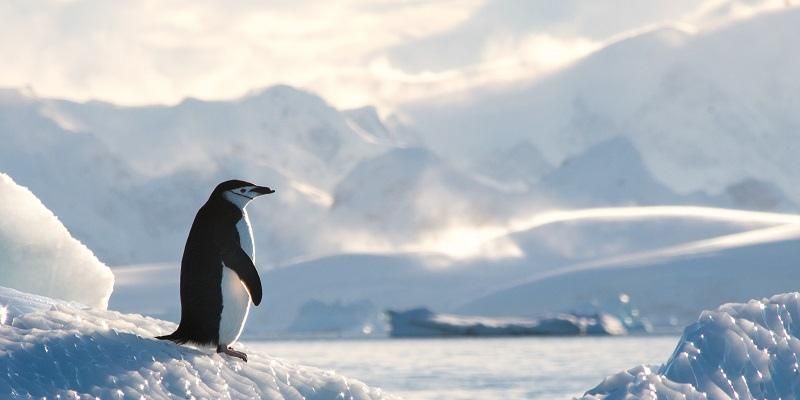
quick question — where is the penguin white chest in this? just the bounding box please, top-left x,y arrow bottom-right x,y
219,211 -> 255,346
236,211 -> 254,259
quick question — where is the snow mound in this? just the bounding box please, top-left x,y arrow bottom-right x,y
0,286 -> 394,400
0,173 -> 113,309
387,308 -> 626,338
583,292 -> 800,399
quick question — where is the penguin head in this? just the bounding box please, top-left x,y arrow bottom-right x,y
213,179 -> 275,208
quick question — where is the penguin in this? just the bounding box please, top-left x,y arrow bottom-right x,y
157,179 -> 274,362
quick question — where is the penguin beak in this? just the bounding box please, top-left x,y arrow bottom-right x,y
252,186 -> 275,196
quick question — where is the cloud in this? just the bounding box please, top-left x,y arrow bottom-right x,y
0,0 -> 790,111
0,0 -> 481,108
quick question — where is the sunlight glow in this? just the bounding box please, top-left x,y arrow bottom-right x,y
337,206 -> 800,263
507,206 -> 800,235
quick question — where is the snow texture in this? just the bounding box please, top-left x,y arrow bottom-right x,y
386,308 -> 626,338
0,286 -> 394,400
0,173 -> 113,309
583,292 -> 800,399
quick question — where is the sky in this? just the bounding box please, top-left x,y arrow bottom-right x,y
0,0 -> 790,111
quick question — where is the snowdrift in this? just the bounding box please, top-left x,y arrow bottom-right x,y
0,286 -> 394,399
0,173 -> 113,309
583,292 -> 800,399
387,308 -> 626,338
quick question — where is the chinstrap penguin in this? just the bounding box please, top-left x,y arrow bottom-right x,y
157,179 -> 275,362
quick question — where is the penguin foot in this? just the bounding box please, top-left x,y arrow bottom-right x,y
217,345 -> 248,362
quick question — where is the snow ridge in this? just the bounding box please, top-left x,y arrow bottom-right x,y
583,292 -> 800,399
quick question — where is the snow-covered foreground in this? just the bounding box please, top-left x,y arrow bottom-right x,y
583,292 -> 800,399
0,286 -> 394,399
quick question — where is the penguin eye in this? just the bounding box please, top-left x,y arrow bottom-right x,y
239,189 -> 246,193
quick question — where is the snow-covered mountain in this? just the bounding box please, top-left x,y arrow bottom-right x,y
329,147 -> 534,253
0,86 -> 401,264
403,8 -> 800,204
57,86 -> 389,189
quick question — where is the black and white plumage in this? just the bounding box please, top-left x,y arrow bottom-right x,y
157,179 -> 274,362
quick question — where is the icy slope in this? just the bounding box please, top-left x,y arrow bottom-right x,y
0,173 -> 113,309
583,292 -> 800,399
0,286 -> 394,400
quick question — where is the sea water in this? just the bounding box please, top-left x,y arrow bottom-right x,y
246,336 -> 678,399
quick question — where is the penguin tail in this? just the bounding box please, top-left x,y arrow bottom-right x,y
156,331 -> 189,345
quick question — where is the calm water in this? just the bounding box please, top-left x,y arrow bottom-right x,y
246,336 -> 679,399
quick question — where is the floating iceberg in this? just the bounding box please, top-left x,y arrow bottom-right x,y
583,292 -> 800,399
387,308 -> 626,338
0,173 -> 113,309
0,286 -> 394,399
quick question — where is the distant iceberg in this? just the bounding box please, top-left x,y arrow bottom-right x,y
583,292 -> 800,399
0,286 -> 395,399
386,308 -> 627,337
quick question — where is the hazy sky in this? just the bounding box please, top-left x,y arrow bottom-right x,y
0,0 -> 787,110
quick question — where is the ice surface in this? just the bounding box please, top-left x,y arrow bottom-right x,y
0,173 -> 113,309
0,286 -> 394,400
386,308 -> 626,338
583,292 -> 800,399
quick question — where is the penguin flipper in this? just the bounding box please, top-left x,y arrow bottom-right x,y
219,246 -> 263,306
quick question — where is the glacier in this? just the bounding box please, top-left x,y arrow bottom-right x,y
583,292 -> 800,399
0,286 -> 394,399
0,173 -> 113,309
